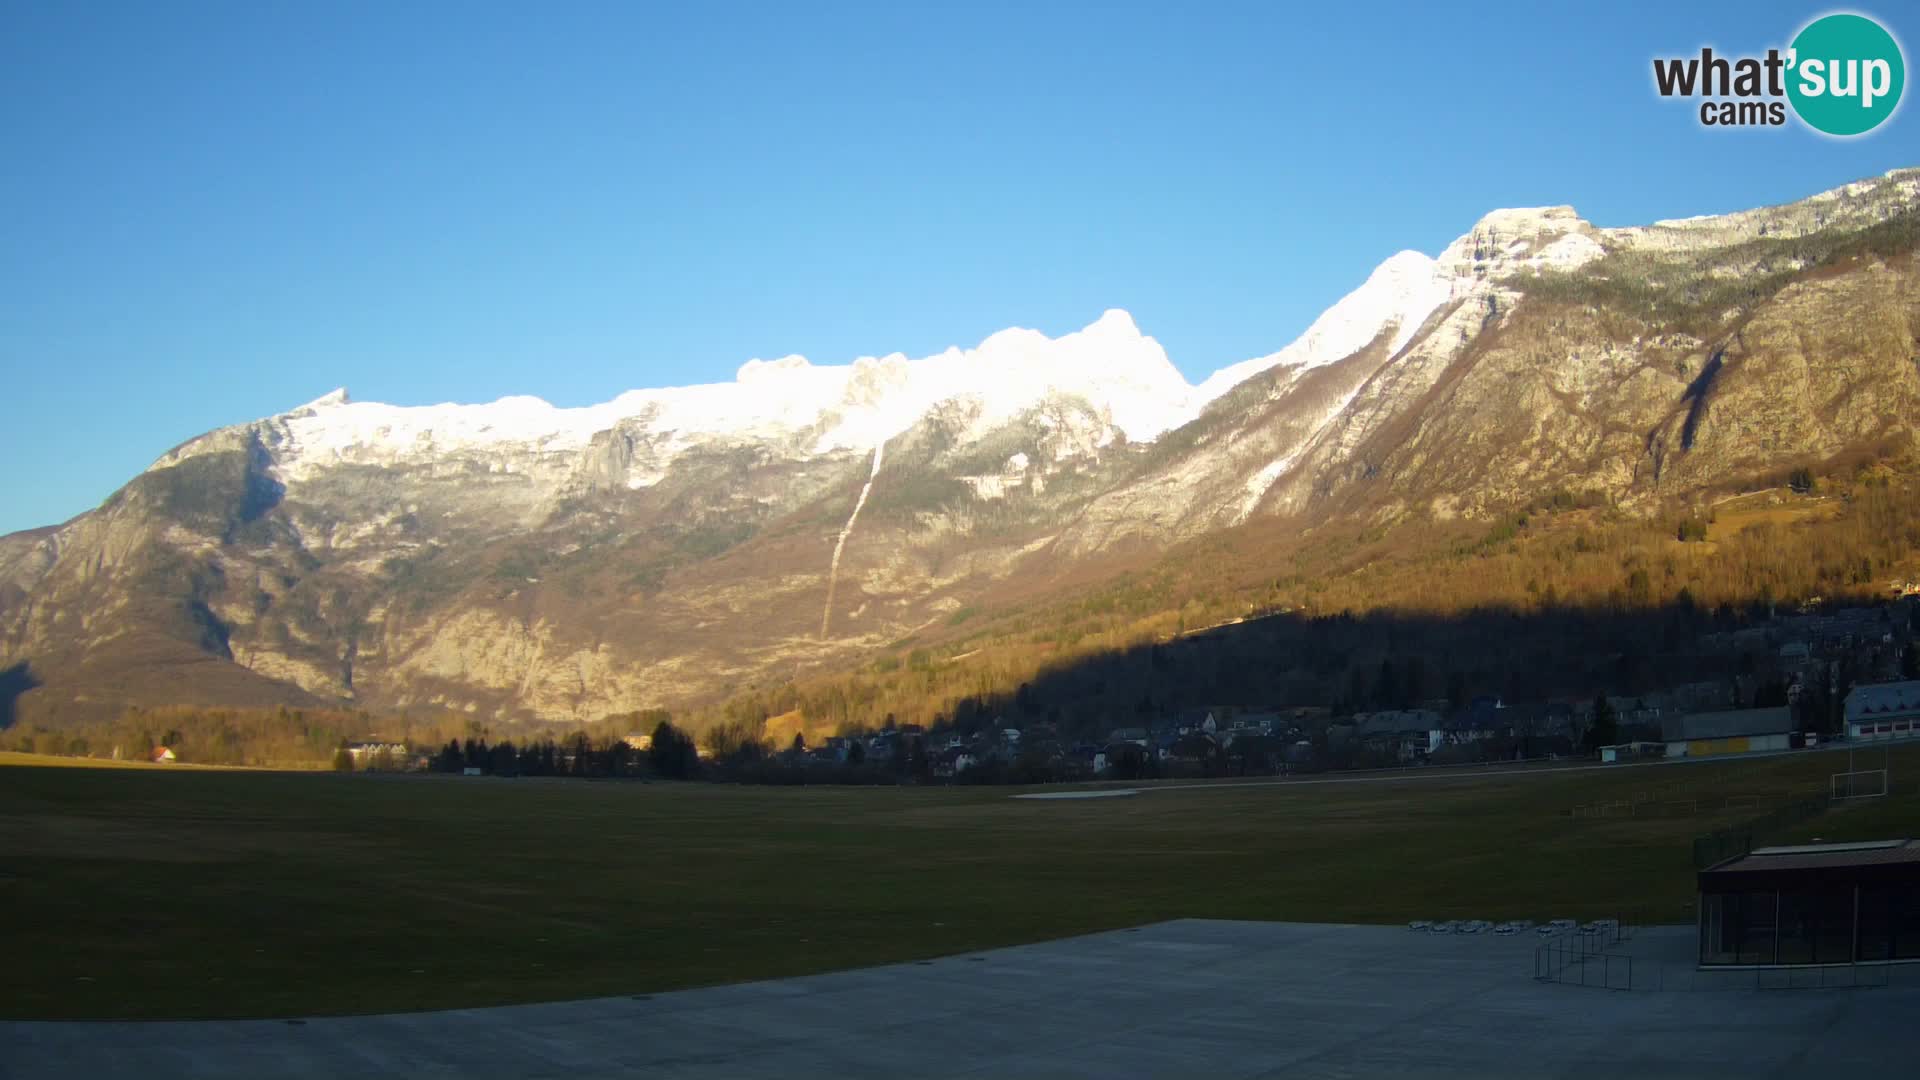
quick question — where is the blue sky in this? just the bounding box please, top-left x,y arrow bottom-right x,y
1,1 -> 1914,534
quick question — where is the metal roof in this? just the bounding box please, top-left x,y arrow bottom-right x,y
1750,840 -> 1906,856
1702,838 -> 1920,877
1661,706 -> 1792,742
1846,680 -> 1920,716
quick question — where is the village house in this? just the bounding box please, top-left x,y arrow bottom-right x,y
1596,694 -> 1680,740
1152,730 -> 1179,761
1230,711 -> 1281,735
1540,701 -> 1581,739
1599,741 -> 1666,763
1327,710 -> 1435,762
1067,742 -> 1101,768
933,747 -> 976,779
1844,680 -> 1920,741
1167,732 -> 1218,766
346,740 -> 408,764
1434,697 -> 1510,750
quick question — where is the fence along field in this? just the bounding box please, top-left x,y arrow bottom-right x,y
1,743 -> 1915,1020
1570,747 -> 1900,822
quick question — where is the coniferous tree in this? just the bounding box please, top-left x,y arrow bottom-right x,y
1583,695 -> 1618,752
648,720 -> 697,779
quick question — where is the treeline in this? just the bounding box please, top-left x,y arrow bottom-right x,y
421,719 -> 911,786
4,699 -> 897,781
7,705 -> 574,770
420,729 -> 668,779
0,705 -> 465,768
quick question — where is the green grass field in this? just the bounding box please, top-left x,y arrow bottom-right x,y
3,748 -> 1917,1020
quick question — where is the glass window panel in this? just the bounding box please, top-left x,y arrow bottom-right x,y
1859,886 -> 1893,962
1777,891 -> 1814,965
1737,890 -> 1778,965
1701,893 -> 1739,965
1896,885 -> 1920,961
1813,888 -> 1854,964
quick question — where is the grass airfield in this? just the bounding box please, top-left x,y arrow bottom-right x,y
3,746 -> 1915,1019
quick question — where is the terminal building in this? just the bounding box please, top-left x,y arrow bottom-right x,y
1698,839 -> 1920,966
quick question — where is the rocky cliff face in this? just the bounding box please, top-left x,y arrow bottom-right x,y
4,169 -> 1917,724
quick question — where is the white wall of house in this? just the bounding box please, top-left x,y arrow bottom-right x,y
1847,718 -> 1917,741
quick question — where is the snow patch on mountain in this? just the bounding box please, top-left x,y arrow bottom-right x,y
1437,205 -> 1601,280
804,308 -> 1196,454
1194,250 -> 1454,404
240,197 -> 1630,492
265,309 -> 1203,483
822,438 -> 886,639
1237,448 -> 1303,521
1231,366 -> 1388,524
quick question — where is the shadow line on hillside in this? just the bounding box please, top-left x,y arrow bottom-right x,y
0,662 -> 39,731
923,597 -> 1906,761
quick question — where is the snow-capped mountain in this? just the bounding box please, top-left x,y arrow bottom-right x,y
260,306 -> 1196,488
3,168 -> 1917,727
1193,249 -> 1459,404
226,280 -> 1469,502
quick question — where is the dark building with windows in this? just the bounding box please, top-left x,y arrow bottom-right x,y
1698,839 -> 1920,966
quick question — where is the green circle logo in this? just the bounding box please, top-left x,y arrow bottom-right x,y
1787,13 -> 1905,136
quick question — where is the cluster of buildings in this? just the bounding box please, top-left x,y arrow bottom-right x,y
1088,708 -> 1304,773
601,599 -> 1920,783
767,679 -> 1920,785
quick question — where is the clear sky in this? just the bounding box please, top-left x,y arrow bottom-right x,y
1,1 -> 1914,535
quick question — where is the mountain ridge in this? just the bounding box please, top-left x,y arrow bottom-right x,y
4,167 -> 1917,730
